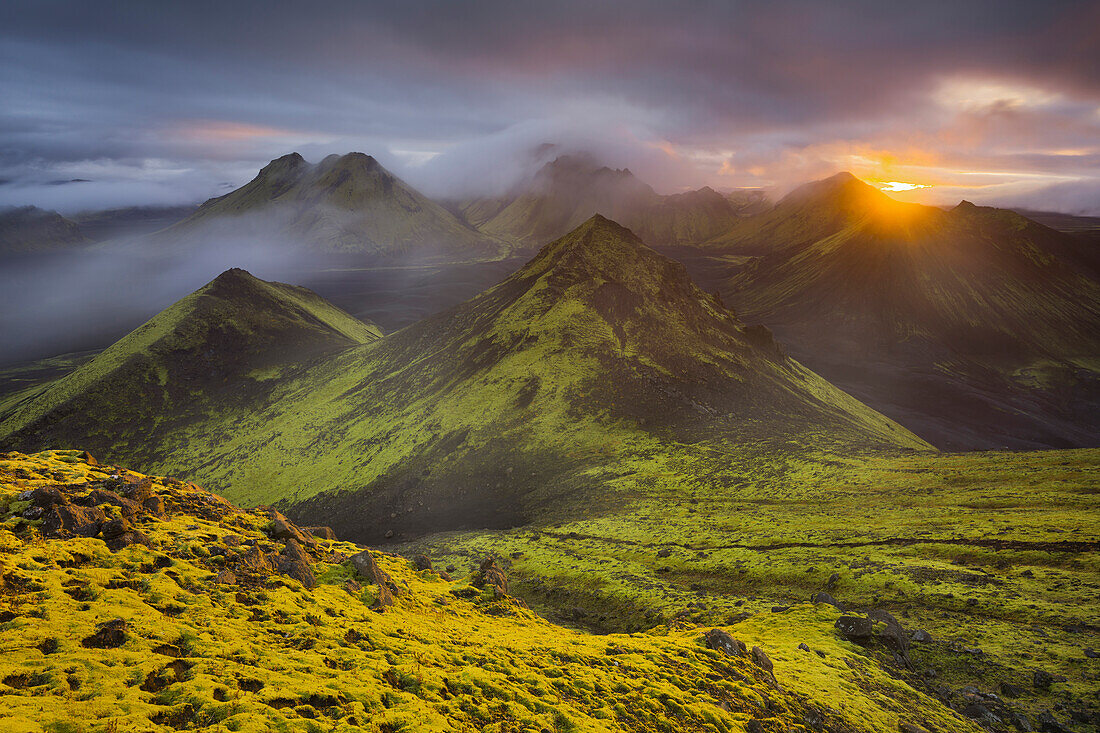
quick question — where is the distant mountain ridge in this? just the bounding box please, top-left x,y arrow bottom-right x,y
460,153 -> 746,249
166,152 -> 504,261
712,173 -> 1100,449
0,205 -> 88,254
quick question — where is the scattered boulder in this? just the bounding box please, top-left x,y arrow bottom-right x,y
215,569 -> 237,585
276,539 -> 316,589
350,551 -> 395,609
43,503 -> 106,538
835,616 -> 873,643
1032,670 -> 1066,690
657,548 -> 672,558
1038,711 -> 1073,733
703,629 -> 746,657
797,643 -> 811,653
911,629 -> 934,644
750,646 -> 773,673
305,526 -> 337,541
811,591 -> 844,610
99,517 -> 150,551
868,609 -> 909,654
473,557 -> 509,597
81,619 -> 128,649
412,554 -> 432,571
269,511 -> 313,548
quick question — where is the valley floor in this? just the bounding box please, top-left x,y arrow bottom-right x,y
408,447 -> 1100,731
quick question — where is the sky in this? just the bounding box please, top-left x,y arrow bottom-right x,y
1,0 -> 1098,214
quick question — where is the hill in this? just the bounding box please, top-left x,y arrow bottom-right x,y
165,152 -> 503,261
466,154 -> 743,249
711,174 -> 1100,450
0,268 -> 381,458
1,216 -> 928,544
0,205 -> 88,254
0,448 -> 1003,733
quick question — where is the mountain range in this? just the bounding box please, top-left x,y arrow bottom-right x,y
457,153 -> 746,249
0,215 -> 927,543
709,173 -> 1100,449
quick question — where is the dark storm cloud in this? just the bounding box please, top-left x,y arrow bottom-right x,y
1,0 -> 1097,212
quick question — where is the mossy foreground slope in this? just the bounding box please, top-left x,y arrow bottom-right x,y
0,450 -> 994,732
2,215 -> 927,543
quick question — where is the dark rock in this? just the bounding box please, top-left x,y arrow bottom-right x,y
269,510 -> 313,547
657,548 -> 672,558
1038,711 -> 1073,733
350,550 -> 395,609
1084,647 -> 1099,659
745,720 -> 765,733
1009,711 -> 1034,732
30,486 -> 66,508
798,643 -> 811,652
1033,670 -> 1065,690
811,591 -> 844,610
473,557 -> 510,597
99,517 -> 150,551
143,496 -> 166,516
237,546 -> 276,574
963,703 -> 999,724
911,629 -> 934,643
81,619 -> 128,649
868,609 -> 909,653
703,629 -> 746,657
826,572 -> 841,588
1001,682 -> 1025,698
43,503 -> 106,538
36,638 -> 59,655
751,646 -> 773,673
80,451 -> 98,466
276,539 -> 316,589
835,616 -> 873,642
305,526 -> 337,541
412,554 -> 433,571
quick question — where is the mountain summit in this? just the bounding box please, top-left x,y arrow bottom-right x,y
167,152 -> 503,261
463,153 -> 743,249
0,268 -> 380,462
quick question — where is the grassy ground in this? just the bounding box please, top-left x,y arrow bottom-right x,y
0,450 -> 991,732
407,447 -> 1100,730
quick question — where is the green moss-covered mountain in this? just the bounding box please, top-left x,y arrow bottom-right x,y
0,205 -> 88,254
709,173 -> 1100,450
0,215 -> 927,543
164,152 -> 504,260
463,153 -> 744,250
0,268 -> 380,457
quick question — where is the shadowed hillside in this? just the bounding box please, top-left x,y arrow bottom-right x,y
711,173 -> 1100,450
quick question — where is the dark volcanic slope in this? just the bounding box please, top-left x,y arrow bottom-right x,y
0,268 -> 381,457
467,154 -> 743,249
715,173 -> 1100,450
2,215 -> 926,544
164,152 -> 503,261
